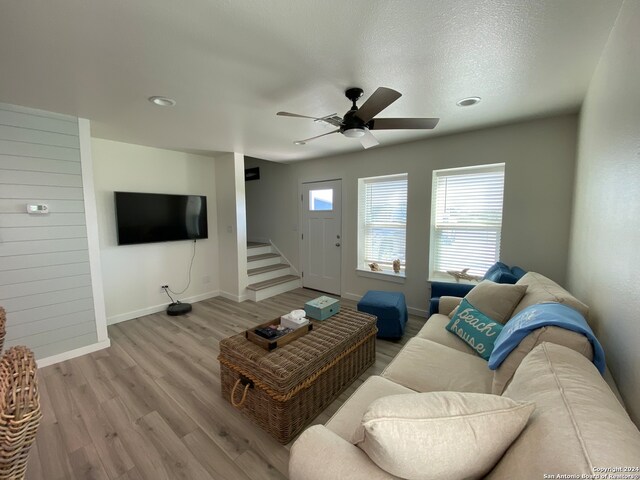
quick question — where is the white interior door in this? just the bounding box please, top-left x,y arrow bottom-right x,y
300,180 -> 342,295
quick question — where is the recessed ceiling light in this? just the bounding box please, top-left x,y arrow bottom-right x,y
456,97 -> 481,107
148,96 -> 176,107
293,140 -> 306,145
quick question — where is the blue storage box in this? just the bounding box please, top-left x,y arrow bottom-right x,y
305,296 -> 340,321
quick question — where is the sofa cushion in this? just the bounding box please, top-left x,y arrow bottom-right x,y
512,272 -> 589,319
451,280 -> 528,324
446,298 -> 504,360
325,375 -> 416,443
382,338 -> 492,393
488,343 -> 640,478
290,425 -> 399,480
437,296 -> 463,316
355,392 -> 534,480
491,325 -> 593,394
416,314 -> 477,355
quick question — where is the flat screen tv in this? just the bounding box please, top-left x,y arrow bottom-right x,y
114,192 -> 208,245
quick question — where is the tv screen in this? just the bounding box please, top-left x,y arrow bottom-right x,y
114,192 -> 208,245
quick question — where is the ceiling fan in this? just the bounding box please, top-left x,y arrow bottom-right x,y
277,87 -> 439,149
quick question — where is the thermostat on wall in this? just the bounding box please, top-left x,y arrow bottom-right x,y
27,204 -> 49,214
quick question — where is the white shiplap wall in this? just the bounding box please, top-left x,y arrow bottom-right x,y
0,103 -> 100,359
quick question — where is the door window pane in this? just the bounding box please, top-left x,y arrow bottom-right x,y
310,189 -> 333,211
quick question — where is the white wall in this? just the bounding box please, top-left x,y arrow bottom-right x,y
567,0 -> 640,425
246,115 -> 578,315
215,153 -> 248,301
92,138 -> 220,323
245,156 -> 298,263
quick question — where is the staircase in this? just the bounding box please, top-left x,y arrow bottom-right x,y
246,242 -> 301,302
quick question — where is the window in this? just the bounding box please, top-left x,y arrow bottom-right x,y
357,173 -> 408,275
309,188 -> 333,211
429,163 -> 505,280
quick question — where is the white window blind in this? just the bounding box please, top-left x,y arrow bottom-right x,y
429,163 -> 505,279
358,174 -> 408,272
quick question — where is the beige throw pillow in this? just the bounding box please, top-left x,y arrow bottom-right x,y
448,280 -> 527,324
355,392 -> 534,480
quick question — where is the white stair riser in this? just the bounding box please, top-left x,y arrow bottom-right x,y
249,278 -> 302,302
248,266 -> 291,284
247,255 -> 281,269
247,245 -> 272,256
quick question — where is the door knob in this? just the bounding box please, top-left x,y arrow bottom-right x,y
335,242 -> 341,247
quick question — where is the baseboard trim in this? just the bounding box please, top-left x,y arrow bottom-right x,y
342,292 -> 428,318
407,306 -> 428,318
37,339 -> 111,368
218,290 -> 249,303
341,292 -> 362,303
107,290 -> 220,325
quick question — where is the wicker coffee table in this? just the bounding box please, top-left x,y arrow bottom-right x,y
218,308 -> 377,444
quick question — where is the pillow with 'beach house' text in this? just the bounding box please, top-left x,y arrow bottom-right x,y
446,299 -> 503,360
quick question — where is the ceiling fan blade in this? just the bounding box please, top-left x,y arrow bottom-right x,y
354,87 -> 402,123
370,118 -> 440,130
359,129 -> 380,149
277,111 -> 322,120
321,115 -> 344,127
295,129 -> 340,144
278,111 -> 343,128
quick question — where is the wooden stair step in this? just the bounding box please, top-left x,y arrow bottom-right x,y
248,263 -> 289,276
247,242 -> 270,249
246,275 -> 300,291
247,252 -> 280,262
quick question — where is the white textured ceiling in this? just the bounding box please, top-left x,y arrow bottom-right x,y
0,0 -> 623,162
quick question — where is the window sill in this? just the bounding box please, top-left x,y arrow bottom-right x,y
428,273 -> 480,286
357,269 -> 406,284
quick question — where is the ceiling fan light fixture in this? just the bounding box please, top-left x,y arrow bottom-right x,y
343,127 -> 366,138
277,86 -> 440,148
456,96 -> 481,107
148,96 -> 176,107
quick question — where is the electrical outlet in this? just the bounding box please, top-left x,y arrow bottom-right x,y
161,284 -> 169,291
202,275 -> 211,284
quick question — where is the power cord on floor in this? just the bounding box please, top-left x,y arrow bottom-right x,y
168,239 -> 197,296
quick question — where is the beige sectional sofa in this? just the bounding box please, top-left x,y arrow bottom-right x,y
289,273 -> 640,479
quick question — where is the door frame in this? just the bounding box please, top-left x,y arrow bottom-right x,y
298,178 -> 344,295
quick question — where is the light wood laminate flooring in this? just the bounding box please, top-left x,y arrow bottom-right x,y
26,288 -> 422,480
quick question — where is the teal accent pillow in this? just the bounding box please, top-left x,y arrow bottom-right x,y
446,298 -> 504,360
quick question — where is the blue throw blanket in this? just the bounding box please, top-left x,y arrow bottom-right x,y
488,303 -> 606,374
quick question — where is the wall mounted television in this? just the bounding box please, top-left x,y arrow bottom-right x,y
114,192 -> 208,245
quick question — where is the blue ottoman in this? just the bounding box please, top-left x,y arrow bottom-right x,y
357,291 -> 408,339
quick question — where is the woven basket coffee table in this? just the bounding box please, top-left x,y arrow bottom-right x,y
218,307 -> 377,444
